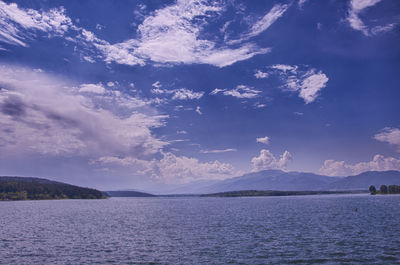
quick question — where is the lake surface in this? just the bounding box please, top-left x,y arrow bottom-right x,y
0,194 -> 399,264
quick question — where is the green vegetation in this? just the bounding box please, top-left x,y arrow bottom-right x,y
369,185 -> 400,195
369,185 -> 377,195
202,190 -> 365,197
0,178 -> 106,201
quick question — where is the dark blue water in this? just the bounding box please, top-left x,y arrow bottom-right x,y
0,194 -> 399,264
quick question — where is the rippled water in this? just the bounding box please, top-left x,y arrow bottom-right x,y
0,194 -> 399,264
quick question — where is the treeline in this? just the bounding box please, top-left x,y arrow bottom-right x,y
369,185 -> 400,195
0,179 -> 105,200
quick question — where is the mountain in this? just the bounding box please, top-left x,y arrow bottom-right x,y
0,176 -> 105,200
207,170 -> 338,193
167,170 -> 400,194
168,170 -> 337,194
104,190 -> 156,197
325,170 -> 400,190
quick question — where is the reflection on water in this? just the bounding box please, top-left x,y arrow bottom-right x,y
0,194 -> 399,264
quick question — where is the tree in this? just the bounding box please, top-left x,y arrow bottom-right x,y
380,184 -> 388,194
369,185 -> 376,195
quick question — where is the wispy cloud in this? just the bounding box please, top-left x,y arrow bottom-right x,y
228,4 -> 289,44
0,1 -> 73,46
0,1 -> 274,68
151,87 -> 204,101
374,127 -> 400,151
98,0 -> 270,67
211,85 -> 261,99
200,148 -> 237,154
347,0 -> 396,36
78,83 -> 106,94
268,64 -> 328,104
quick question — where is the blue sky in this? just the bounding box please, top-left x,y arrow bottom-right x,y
0,0 -> 399,191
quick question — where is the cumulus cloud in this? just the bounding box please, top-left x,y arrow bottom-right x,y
374,127 -> 400,151
251,149 -> 292,172
299,71 -> 329,103
93,152 -> 235,183
269,64 -> 328,104
211,85 -> 261,99
0,64 -> 167,157
256,136 -> 270,145
0,1 -> 73,46
319,154 -> 400,176
254,70 -> 269,79
347,0 -> 396,36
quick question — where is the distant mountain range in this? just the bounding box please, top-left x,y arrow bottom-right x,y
164,170 -> 400,194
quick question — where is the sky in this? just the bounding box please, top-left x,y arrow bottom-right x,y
0,0 -> 399,191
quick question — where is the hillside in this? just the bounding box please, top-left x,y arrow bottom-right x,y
325,171 -> 400,190
0,176 -> 105,200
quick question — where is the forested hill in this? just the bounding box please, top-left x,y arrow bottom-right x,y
0,176 -> 105,200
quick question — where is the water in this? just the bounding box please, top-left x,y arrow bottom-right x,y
0,194 -> 399,264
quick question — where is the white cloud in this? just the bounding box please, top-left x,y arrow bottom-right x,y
270,65 -> 328,104
319,154 -> 400,176
107,81 -> 115,87
96,0 -> 270,67
247,4 -> 289,39
151,86 -> 204,101
298,0 -> 309,8
271,64 -> 298,73
256,136 -> 270,145
0,64 -> 167,157
176,130 -> 187,134
371,23 -> 395,35
196,106 -> 202,115
172,88 -> 204,100
374,127 -> 400,151
229,4 -> 289,44
211,85 -> 261,99
0,1 -> 273,68
253,103 -> 266,108
254,70 -> 269,79
152,81 -> 162,88
347,0 -> 395,36
94,152 -> 235,183
78,83 -> 106,94
299,71 -> 329,104
0,1 -> 73,46
251,149 -> 292,172
200,148 -> 237,154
